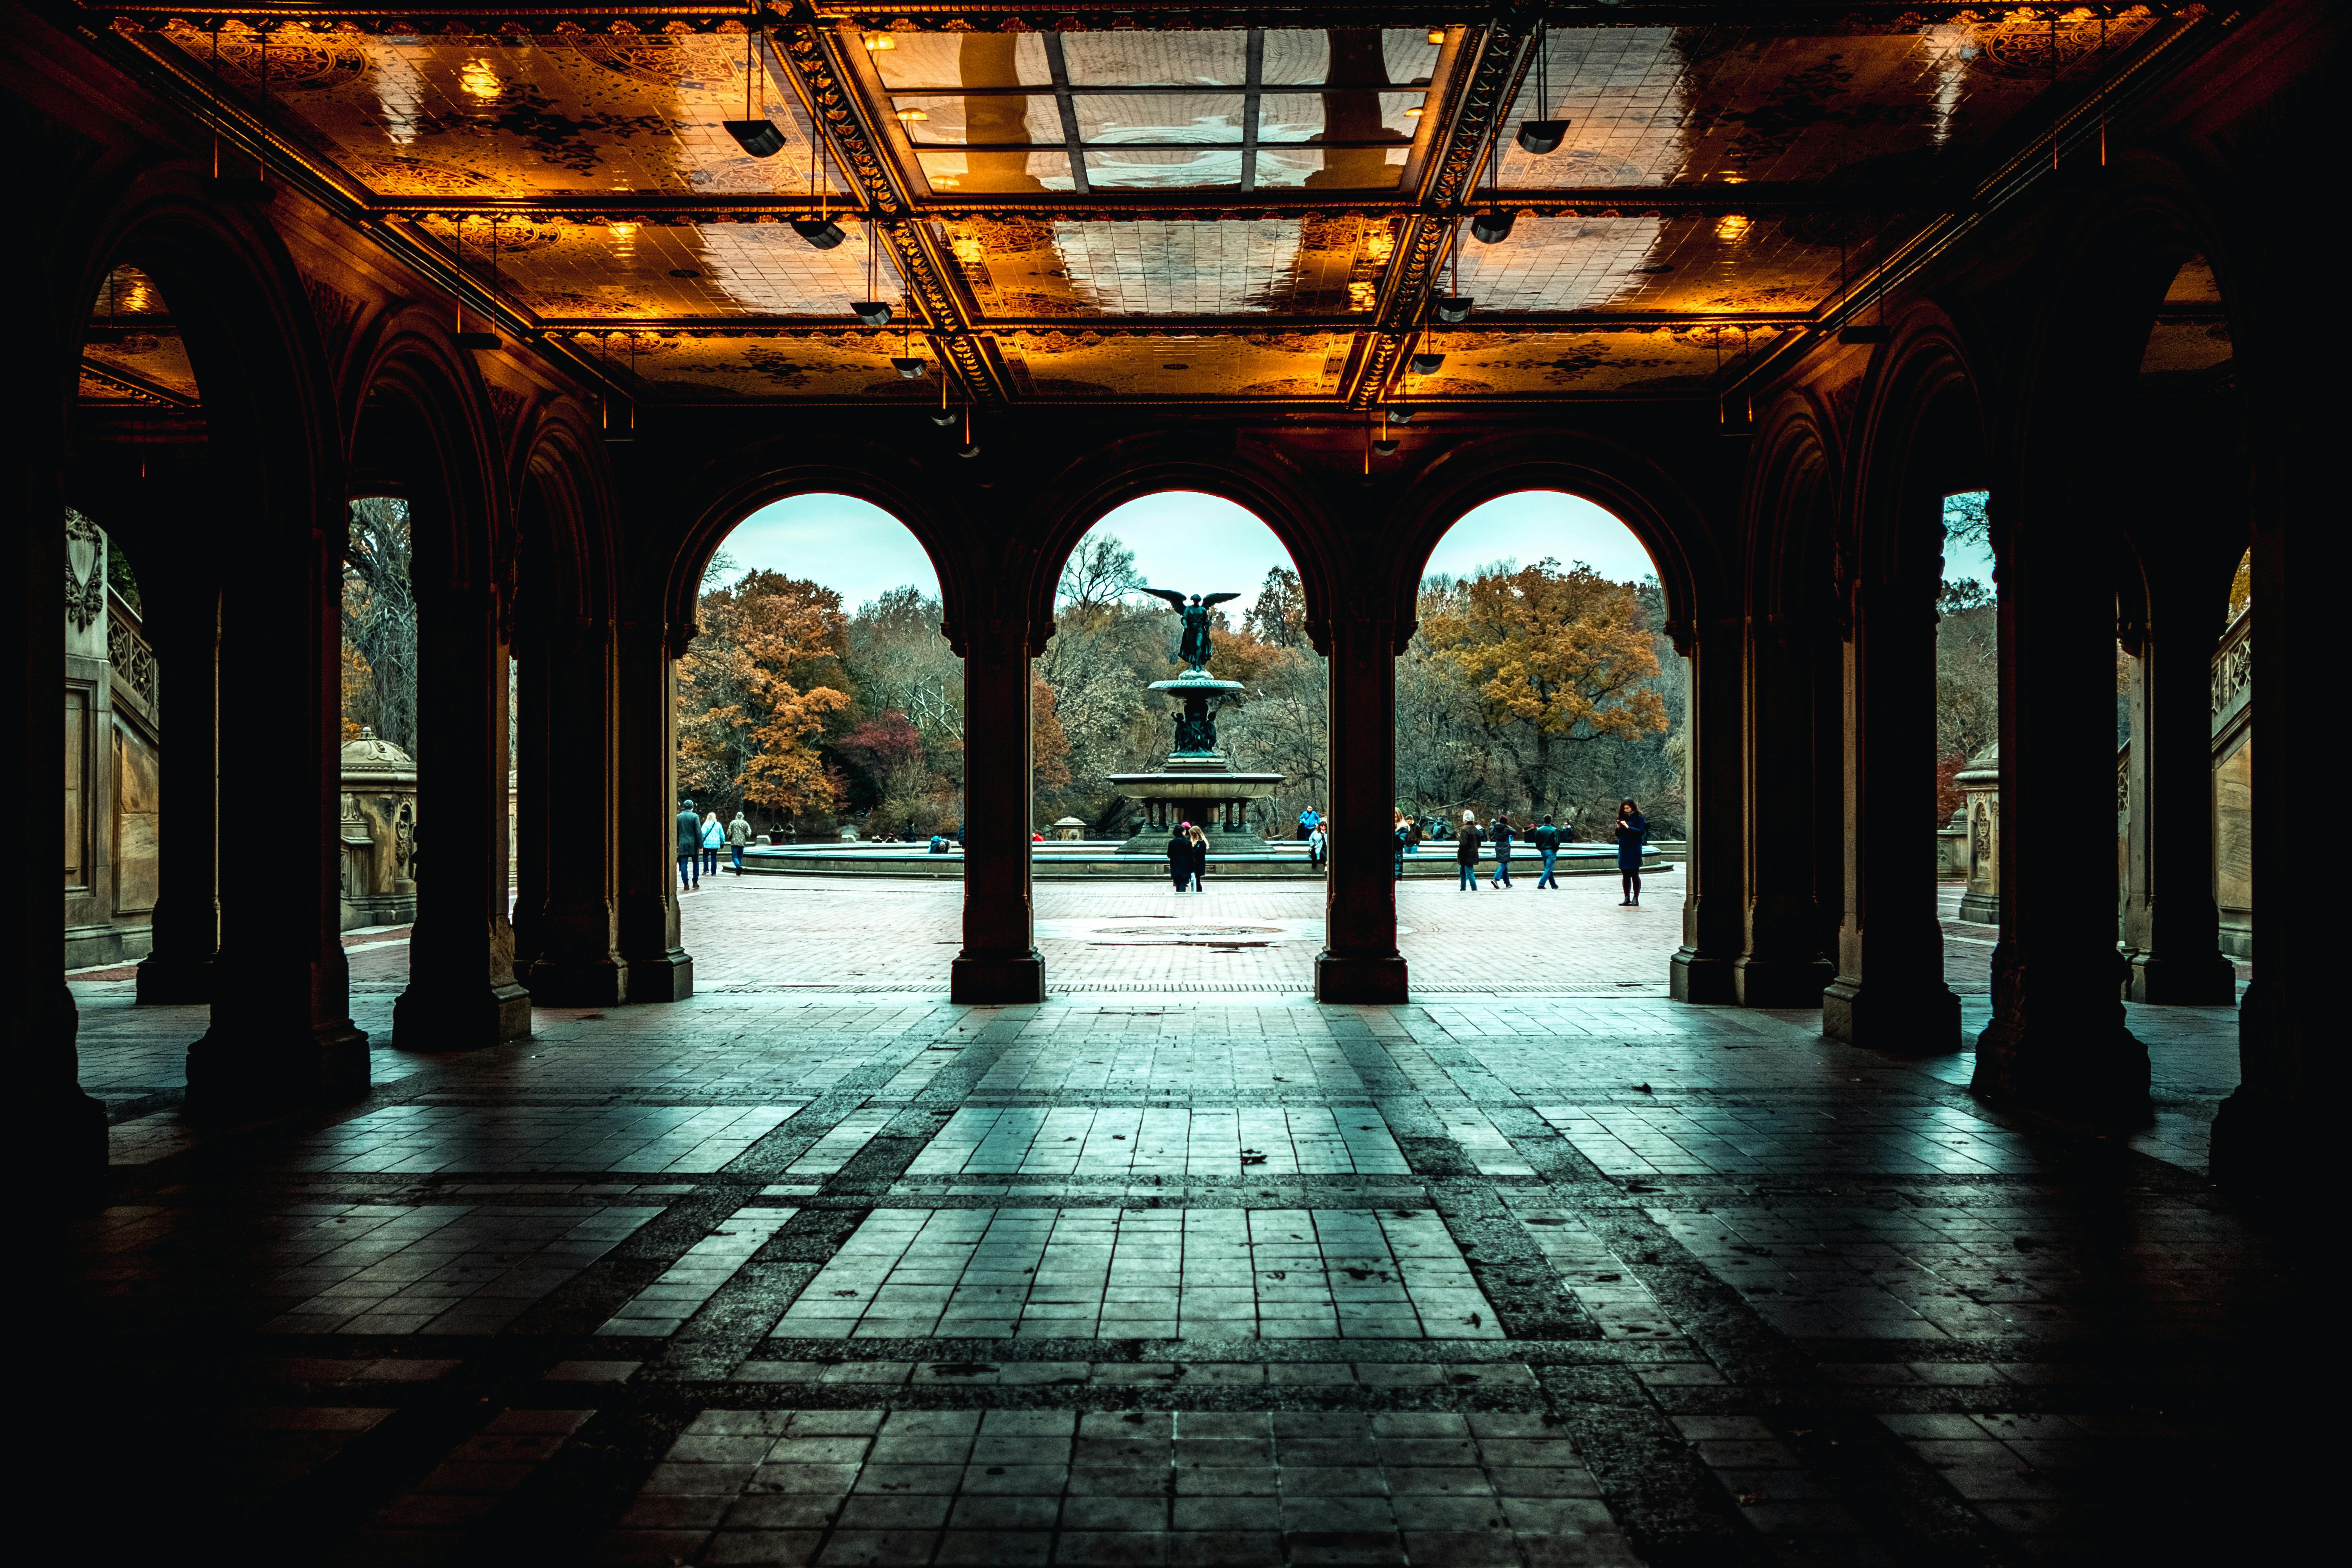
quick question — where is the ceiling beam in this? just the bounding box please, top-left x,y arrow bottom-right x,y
766,22 -> 1007,404
531,311 -> 1815,333
1347,5 -> 1535,409
363,184 -> 1942,221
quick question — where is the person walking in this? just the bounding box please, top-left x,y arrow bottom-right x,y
676,798 -> 701,891
1393,811 -> 1412,880
726,810 -> 751,873
1615,799 -> 1649,906
1167,822 -> 1193,892
1186,823 -> 1210,893
700,811 -> 724,878
1532,813 -> 1563,889
1455,810 -> 1483,890
1296,805 -> 1320,842
1307,820 -> 1327,869
1489,813 -> 1515,888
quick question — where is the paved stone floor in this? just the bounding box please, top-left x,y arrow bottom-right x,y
58,879 -> 2305,1563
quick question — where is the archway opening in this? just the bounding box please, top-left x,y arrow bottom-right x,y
1399,489 -> 1683,993
672,491 -> 964,994
1033,490 -> 1329,994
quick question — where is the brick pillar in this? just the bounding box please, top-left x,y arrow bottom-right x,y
1822,574 -> 1960,1052
135,575 -> 220,1004
614,617 -> 693,1001
392,576 -> 532,1047
1735,614 -> 1835,1005
185,498 -> 368,1113
953,618 -> 1044,1003
1316,616 -> 1407,1003
2120,575 -> 2237,1005
521,616 -> 629,1005
1670,616 -> 1745,1002
1972,491 -> 2147,1119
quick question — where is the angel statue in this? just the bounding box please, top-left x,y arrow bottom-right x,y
1142,588 -> 1239,673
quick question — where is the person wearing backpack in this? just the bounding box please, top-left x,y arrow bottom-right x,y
1532,814 -> 1563,888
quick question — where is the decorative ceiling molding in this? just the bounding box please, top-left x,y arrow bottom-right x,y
768,22 -> 1005,404
1347,4 -> 1532,409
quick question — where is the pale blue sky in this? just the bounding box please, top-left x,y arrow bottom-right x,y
713,487 -> 1661,619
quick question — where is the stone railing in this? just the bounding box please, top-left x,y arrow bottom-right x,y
106,587 -> 158,721
2209,601 -> 2251,750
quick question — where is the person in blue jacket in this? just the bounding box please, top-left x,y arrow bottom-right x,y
1532,814 -> 1563,889
1615,799 -> 1649,906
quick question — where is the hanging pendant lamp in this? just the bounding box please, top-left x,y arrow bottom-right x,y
1516,24 -> 1569,154
726,11 -> 785,156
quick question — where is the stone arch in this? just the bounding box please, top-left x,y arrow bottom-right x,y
1845,308 -> 1990,598
1385,432 -> 1719,648
1022,440 -> 1336,653
1745,394 -> 1842,625
515,401 -> 617,627
665,442 -> 971,656
347,308 -> 509,592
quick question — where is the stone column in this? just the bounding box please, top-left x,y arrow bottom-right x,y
185,502 -> 368,1113
613,617 -> 692,1000
1822,575 -> 1960,1052
11,461 -> 107,1172
2119,579 -> 2237,1005
1671,616 -> 1746,1003
1734,614 -> 1835,1004
1971,495 -> 2147,1119
523,616 -> 629,1005
953,618 -> 1044,1003
393,576 -> 532,1046
135,575 -> 221,1003
1316,616 -> 1408,1003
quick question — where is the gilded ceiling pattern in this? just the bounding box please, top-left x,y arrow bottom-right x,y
80,266 -> 198,407
89,7 -> 2181,408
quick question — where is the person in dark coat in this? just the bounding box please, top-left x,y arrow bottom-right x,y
1532,814 -> 1563,889
1488,813 -> 1515,888
1615,799 -> 1649,906
1455,811 -> 1483,891
1186,824 -> 1209,892
1168,823 -> 1192,892
676,799 -> 701,891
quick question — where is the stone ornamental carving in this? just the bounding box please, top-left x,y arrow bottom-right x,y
340,726 -> 420,931
64,510 -> 105,633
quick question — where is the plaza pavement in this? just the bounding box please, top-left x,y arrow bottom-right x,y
54,875 -> 2294,1564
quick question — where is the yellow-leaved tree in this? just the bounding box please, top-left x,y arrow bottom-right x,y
1420,559 -> 1667,819
678,570 -> 853,826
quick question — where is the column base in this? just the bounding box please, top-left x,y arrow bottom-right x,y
1971,1014 -> 2152,1127
952,951 -> 1045,1004
2126,953 -> 2237,1006
1732,956 -> 1834,1008
1669,948 -> 1737,1003
1316,951 -> 1408,1004
525,956 -> 630,1008
1821,976 -> 1961,1054
393,982 -> 533,1050
184,1025 -> 371,1119
1956,891 -> 2000,924
621,951 -> 693,1003
135,953 -> 214,1005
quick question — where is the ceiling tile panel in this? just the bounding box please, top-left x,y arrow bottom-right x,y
429,218 -> 886,320
870,30 -> 1052,89
998,330 -> 1345,397
1404,325 -> 1796,396
160,25 -> 848,198
1062,32 -> 1249,88
580,331 -> 929,399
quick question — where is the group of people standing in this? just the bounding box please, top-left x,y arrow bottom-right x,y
1442,800 -> 1650,904
675,800 -> 752,890
1166,822 -> 1211,892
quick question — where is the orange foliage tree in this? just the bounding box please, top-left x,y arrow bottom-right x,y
1032,675 -> 1073,800
1421,559 -> 1666,818
677,570 -> 853,823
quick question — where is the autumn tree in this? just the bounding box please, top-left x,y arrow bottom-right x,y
342,497 -> 418,756
1244,564 -> 1308,647
1420,559 -> 1667,819
677,570 -> 853,826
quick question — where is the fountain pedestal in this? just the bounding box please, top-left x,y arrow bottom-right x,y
1106,670 -> 1284,852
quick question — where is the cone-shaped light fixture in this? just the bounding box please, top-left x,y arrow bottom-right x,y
1435,296 -> 1474,323
726,118 -> 786,157
1471,211 -> 1515,244
793,218 -> 846,249
852,300 -> 894,326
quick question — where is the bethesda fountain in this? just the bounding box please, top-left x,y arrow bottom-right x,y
1108,587 -> 1285,852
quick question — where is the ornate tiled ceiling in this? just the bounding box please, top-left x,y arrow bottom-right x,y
87,3 -> 2198,409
